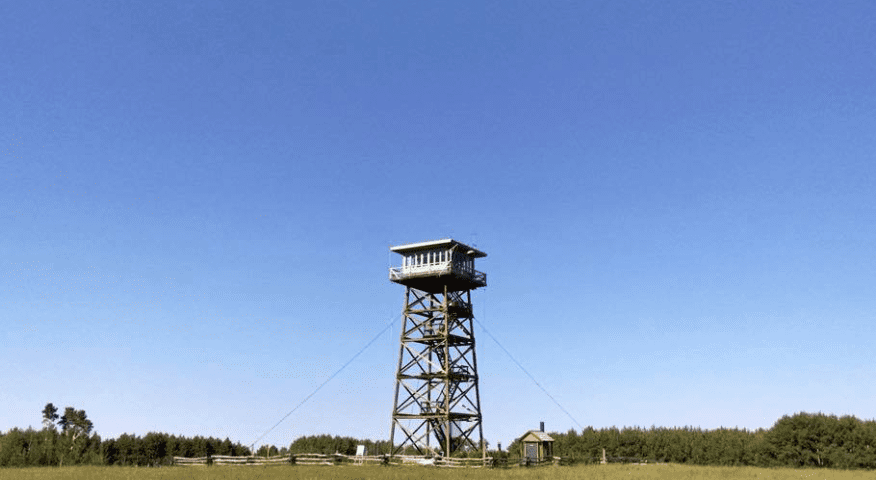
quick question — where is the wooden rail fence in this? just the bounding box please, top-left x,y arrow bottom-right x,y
173,456 -> 209,466
173,454 -> 496,468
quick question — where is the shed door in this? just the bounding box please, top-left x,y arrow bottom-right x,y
525,443 -> 538,461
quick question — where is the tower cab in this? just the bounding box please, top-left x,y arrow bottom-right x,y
388,238 -> 486,293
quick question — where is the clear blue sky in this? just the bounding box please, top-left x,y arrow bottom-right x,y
2,1 -> 874,451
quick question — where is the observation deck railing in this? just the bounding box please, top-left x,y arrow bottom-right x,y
389,260 -> 486,286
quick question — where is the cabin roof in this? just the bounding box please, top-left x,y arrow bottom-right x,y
390,238 -> 487,258
520,430 -> 554,443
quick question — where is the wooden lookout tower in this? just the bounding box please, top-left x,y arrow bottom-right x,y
388,239 -> 487,457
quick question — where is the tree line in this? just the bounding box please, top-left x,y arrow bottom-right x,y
287,434 -> 390,456
0,403 -> 252,467
2,406 -> 875,469
505,412 -> 876,469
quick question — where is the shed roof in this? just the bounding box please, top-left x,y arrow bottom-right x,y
390,238 -> 487,258
520,430 -> 554,443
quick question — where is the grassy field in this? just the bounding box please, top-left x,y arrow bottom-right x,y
0,464 -> 867,480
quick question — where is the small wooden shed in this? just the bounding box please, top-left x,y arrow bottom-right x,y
519,429 -> 554,463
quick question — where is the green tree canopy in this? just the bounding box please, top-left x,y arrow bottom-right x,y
59,407 -> 93,439
42,403 -> 59,430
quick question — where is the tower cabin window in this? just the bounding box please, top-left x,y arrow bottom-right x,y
400,248 -> 463,272
451,252 -> 473,274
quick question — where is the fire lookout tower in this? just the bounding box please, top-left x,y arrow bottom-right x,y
388,239 -> 487,457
